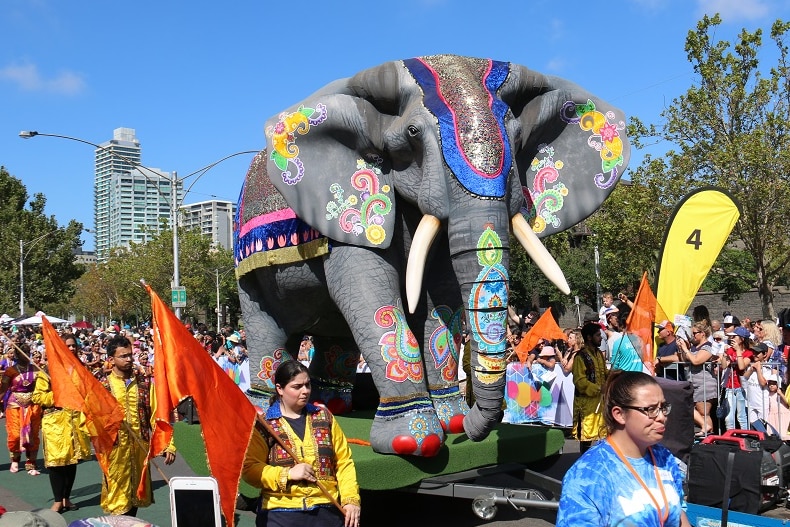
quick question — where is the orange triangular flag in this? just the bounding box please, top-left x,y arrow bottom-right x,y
144,283 -> 257,527
42,317 -> 124,475
625,272 -> 666,371
514,307 -> 568,362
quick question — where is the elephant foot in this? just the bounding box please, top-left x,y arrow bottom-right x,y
310,377 -> 354,415
430,385 -> 469,434
371,395 -> 445,457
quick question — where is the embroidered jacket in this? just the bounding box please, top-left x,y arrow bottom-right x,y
101,371 -> 152,441
242,402 -> 361,512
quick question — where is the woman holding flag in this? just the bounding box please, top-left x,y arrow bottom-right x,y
243,360 -> 361,527
32,332 -> 91,512
0,343 -> 42,475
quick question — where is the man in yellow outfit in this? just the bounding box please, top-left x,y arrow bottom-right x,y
571,322 -> 608,453
101,335 -> 176,516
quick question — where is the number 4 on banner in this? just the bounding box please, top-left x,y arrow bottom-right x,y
686,229 -> 702,250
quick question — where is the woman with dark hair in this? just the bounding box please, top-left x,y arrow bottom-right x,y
721,326 -> 753,430
692,305 -> 711,327
0,343 -> 42,475
557,371 -> 690,527
243,361 -> 361,527
32,333 -> 91,512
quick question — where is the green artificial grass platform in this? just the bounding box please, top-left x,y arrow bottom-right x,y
174,412 -> 565,492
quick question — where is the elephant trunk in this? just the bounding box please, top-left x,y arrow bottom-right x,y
447,206 -> 511,441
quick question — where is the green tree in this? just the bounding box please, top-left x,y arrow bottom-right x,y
628,15 -> 790,317
71,227 -> 236,328
0,166 -> 84,316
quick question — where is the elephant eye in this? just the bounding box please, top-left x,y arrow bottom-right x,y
407,125 -> 420,137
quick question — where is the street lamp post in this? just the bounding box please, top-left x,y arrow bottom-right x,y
214,267 -> 235,331
19,130 -> 256,320
19,230 -> 61,316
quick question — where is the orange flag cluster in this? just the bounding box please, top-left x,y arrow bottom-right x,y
514,307 -> 567,362
145,283 -> 258,527
41,317 -> 124,475
625,272 -> 668,372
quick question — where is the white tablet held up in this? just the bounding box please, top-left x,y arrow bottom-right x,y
169,476 -> 222,527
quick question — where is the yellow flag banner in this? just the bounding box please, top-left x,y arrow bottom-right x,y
655,187 -> 741,321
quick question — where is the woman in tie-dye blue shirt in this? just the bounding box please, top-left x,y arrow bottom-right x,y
557,371 -> 690,527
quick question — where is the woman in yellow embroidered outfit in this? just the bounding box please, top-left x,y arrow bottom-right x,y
243,361 -> 361,527
31,332 -> 91,512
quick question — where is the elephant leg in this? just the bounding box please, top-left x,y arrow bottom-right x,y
238,272 -> 294,411
324,245 -> 444,457
307,336 -> 359,415
417,242 -> 469,435
421,304 -> 468,434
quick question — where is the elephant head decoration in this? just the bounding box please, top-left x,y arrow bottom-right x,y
235,55 -> 629,456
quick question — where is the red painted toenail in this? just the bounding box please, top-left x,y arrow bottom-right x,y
420,434 -> 442,457
392,435 -> 418,455
447,415 -> 465,434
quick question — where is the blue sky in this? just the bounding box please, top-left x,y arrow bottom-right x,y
1,0 -> 787,251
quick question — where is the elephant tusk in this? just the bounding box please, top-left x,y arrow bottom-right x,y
406,215 -> 441,314
511,214 -> 571,295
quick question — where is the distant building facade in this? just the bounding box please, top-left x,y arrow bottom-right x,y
73,249 -> 97,266
179,200 -> 236,250
94,128 -> 183,260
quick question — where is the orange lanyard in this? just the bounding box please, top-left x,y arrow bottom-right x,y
607,437 -> 669,527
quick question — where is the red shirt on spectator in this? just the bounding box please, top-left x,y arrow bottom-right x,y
723,346 -> 753,389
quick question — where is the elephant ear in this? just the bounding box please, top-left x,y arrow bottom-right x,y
264,92 -> 397,249
501,66 -> 631,238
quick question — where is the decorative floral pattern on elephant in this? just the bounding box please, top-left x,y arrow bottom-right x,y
560,99 -> 626,189
256,348 -> 291,389
526,145 -> 569,234
428,305 -> 463,383
468,227 -> 509,353
376,304 -> 423,383
325,159 -> 393,245
266,103 -> 328,185
236,54 -> 630,456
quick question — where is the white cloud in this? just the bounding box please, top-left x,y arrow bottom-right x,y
0,62 -> 86,95
696,0 -> 771,21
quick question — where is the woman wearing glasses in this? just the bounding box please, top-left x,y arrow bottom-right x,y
677,322 -> 718,437
557,370 -> 690,527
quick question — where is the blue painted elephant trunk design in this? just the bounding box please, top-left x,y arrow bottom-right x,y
235,54 -> 630,456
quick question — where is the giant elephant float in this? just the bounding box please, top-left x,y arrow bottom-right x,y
235,54 -> 630,456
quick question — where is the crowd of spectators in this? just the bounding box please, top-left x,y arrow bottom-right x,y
503,296 -> 790,442
0,320 -> 248,383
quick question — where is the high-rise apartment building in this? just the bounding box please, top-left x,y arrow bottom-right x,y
179,200 -> 236,250
94,128 -> 183,260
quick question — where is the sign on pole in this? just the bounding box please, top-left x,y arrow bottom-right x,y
171,286 -> 187,308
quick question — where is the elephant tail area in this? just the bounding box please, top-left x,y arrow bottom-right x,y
235,151 -> 329,279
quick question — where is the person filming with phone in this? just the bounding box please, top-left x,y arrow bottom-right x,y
243,360 -> 361,527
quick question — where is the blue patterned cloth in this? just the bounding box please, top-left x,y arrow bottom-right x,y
557,441 -> 686,527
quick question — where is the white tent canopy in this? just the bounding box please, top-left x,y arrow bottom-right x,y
16,311 -> 69,325
0,314 -> 13,324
